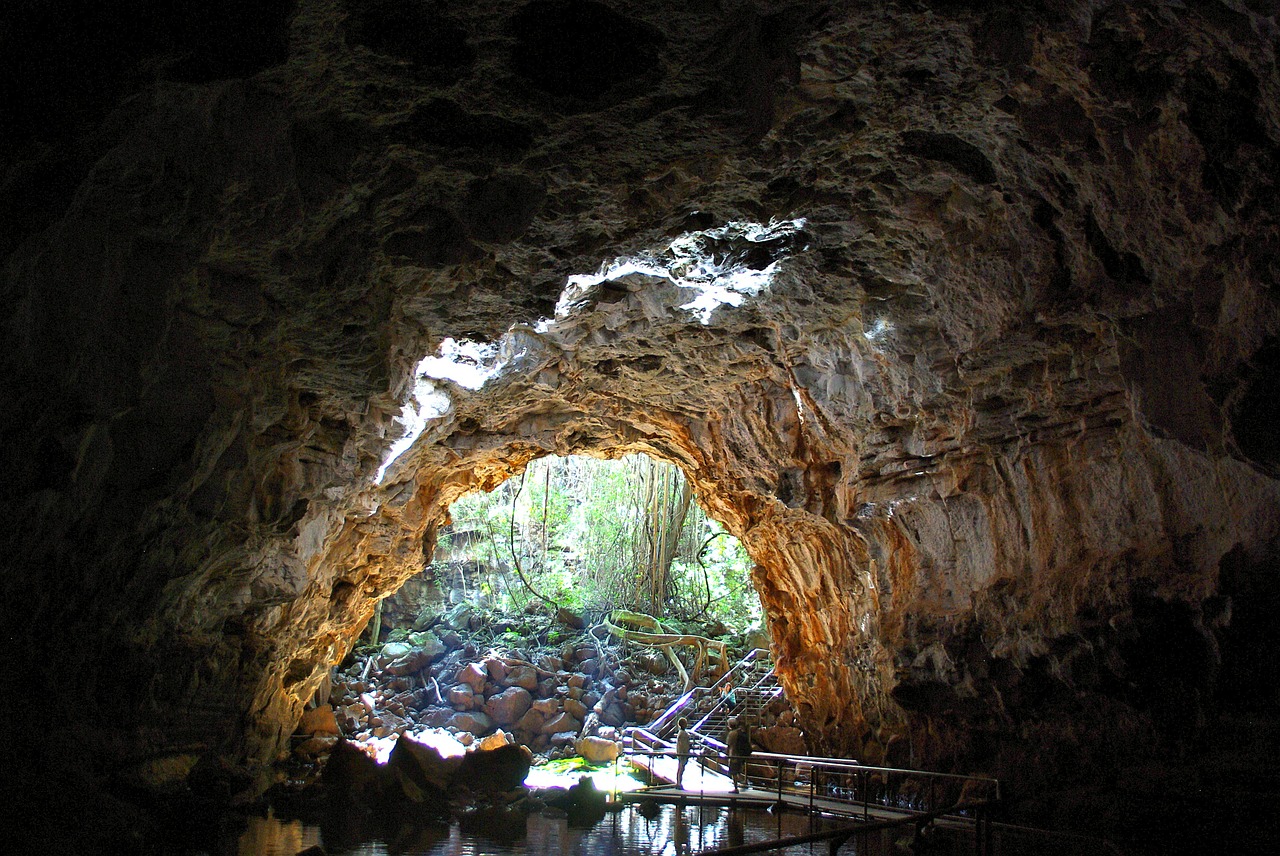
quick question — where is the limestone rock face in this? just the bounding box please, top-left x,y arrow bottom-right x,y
2,0 -> 1280,821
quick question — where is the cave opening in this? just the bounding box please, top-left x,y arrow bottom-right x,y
369,452 -> 763,639
325,450 -> 776,770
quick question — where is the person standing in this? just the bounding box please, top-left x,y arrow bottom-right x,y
676,717 -> 692,788
726,717 -> 753,792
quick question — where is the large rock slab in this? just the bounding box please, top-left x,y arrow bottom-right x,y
575,736 -> 621,764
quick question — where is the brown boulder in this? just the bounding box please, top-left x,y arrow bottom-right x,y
514,707 -> 547,734
563,697 -> 589,720
478,731 -> 511,750
421,708 -> 452,728
484,657 -> 508,684
447,711 -> 494,736
504,663 -> 539,690
540,712 -> 583,735
597,704 -> 625,727
298,703 -> 341,735
484,686 -> 533,726
386,649 -> 433,676
338,703 -> 366,731
532,698 -> 560,716
448,684 -> 476,710
457,662 -> 487,694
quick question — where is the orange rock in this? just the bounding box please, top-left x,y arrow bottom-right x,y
299,703 -> 340,735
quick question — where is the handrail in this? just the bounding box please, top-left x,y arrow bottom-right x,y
620,746 -> 1117,856
689,653 -> 775,736
624,742 -> 999,792
748,750 -> 1001,796
622,744 -> 1000,818
649,647 -> 769,738
692,801 -> 991,856
646,688 -> 697,736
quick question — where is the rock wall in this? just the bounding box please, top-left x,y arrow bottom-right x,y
3,0 -> 1279,811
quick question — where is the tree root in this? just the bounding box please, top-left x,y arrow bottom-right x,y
601,610 -> 729,693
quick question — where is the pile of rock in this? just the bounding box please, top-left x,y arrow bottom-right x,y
298,616 -> 688,767
289,607 -> 808,786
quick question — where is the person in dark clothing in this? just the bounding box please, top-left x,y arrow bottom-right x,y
676,717 -> 692,788
725,717 -> 753,792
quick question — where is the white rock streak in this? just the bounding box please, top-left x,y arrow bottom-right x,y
377,220 -> 806,483
375,339 -> 503,484
555,218 -> 806,325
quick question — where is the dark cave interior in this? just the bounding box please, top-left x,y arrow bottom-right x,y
3,1 -> 1280,853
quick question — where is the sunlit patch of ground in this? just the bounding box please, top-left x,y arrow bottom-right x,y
524,756 -> 648,793
631,750 -> 737,793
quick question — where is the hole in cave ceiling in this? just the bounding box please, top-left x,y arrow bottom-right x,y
374,218 -> 810,485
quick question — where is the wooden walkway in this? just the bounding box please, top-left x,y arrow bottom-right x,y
627,748 -> 737,793
620,775 -> 979,835
621,754 -> 1120,856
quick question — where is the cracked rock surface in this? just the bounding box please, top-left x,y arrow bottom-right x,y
3,0 -> 1280,839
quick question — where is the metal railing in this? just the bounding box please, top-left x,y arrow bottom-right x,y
624,743 -> 1000,821
620,746 -> 1121,855
648,647 -> 772,739
620,745 -> 1005,855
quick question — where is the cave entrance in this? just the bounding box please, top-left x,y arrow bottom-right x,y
312,218 -> 820,768
365,452 -> 764,644
328,453 -> 778,766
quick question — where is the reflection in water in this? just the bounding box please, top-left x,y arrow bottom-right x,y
236,811 -> 323,856
229,803 -> 843,856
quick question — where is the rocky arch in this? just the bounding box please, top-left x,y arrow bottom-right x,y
232,224 -> 902,777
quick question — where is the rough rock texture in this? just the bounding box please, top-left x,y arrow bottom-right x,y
3,0 -> 1280,839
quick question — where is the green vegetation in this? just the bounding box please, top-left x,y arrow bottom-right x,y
524,754 -> 648,792
435,454 -> 761,631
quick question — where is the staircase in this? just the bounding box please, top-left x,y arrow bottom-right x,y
645,647 -> 782,749
690,656 -> 781,744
